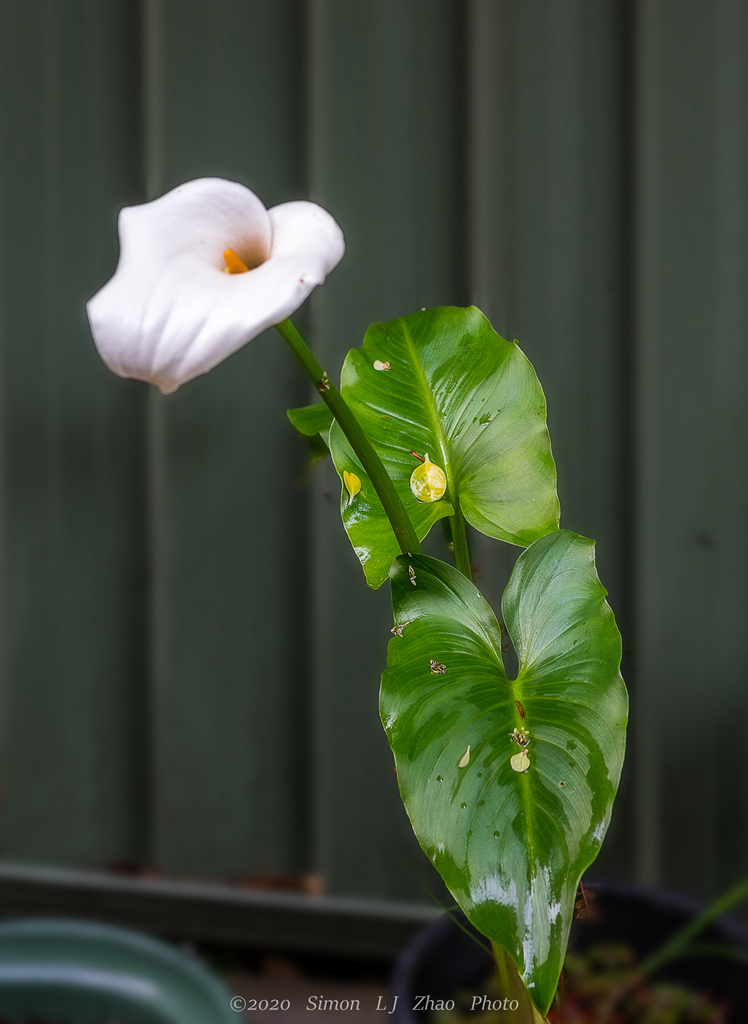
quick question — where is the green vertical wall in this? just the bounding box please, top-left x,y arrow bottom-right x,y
0,0 -> 746,908
634,0 -> 748,897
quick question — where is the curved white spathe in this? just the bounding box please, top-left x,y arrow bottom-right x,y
87,178 -> 345,394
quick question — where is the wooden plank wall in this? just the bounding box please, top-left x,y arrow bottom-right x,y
0,0 -> 745,909
634,0 -> 748,898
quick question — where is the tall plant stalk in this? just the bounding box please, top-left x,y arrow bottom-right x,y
275,318 -> 421,556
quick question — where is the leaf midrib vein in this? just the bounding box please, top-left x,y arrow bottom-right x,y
401,323 -> 452,490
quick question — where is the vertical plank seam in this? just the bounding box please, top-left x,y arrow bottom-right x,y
305,0 -> 328,885
614,0 -> 640,887
142,0 -> 167,871
632,0 -> 661,887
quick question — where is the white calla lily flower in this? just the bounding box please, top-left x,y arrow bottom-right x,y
87,177 -> 345,394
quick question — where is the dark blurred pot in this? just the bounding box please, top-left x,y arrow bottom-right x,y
390,883 -> 748,1023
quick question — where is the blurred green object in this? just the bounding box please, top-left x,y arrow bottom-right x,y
0,918 -> 239,1023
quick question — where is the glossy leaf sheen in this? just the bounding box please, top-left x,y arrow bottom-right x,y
330,306 -> 559,587
381,531 -> 628,1015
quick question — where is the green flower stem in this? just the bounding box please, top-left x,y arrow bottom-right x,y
275,318 -> 421,555
492,943 -> 547,1023
450,497 -> 472,581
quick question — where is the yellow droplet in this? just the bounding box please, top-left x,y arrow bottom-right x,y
458,745 -> 471,768
510,749 -> 530,773
223,248 -> 250,274
410,453 -> 447,502
343,470 -> 361,500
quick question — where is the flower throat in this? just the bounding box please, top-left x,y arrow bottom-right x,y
223,249 -> 250,274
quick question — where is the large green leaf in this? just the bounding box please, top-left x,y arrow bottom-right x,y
381,531 -> 627,1015
330,306 -> 559,587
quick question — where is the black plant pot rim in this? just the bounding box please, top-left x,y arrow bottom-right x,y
390,881 -> 748,1024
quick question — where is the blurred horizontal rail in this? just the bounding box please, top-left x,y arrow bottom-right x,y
0,863 -> 439,960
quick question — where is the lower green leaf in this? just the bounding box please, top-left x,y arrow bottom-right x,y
380,531 -> 628,1016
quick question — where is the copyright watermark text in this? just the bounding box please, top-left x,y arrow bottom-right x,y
229,993 -> 522,1013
